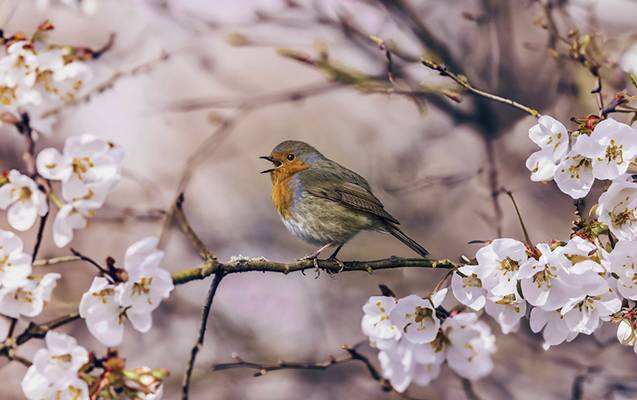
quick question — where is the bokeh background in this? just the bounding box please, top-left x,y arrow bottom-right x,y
1,0 -> 637,398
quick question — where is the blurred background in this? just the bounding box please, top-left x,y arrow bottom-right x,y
1,0 -> 637,398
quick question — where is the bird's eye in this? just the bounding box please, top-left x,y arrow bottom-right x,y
287,153 -> 295,161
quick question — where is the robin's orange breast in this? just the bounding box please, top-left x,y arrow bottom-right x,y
270,160 -> 309,219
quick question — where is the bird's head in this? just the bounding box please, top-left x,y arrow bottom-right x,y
260,140 -> 325,179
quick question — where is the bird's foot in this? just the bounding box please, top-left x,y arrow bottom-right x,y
326,256 -> 345,273
298,254 -> 321,279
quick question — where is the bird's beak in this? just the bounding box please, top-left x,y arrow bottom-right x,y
259,155 -> 280,174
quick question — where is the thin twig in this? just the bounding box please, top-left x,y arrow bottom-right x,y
70,248 -> 110,277
502,189 -> 533,246
461,378 -> 485,400
174,194 -> 215,262
33,255 -> 81,267
181,271 -> 225,400
31,212 -> 49,262
40,51 -> 172,119
421,58 -> 540,117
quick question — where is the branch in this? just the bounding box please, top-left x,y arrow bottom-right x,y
461,378 -> 485,400
421,59 -> 540,118
167,81 -> 341,112
174,194 -> 215,262
212,344 -> 432,400
40,51 -> 172,119
181,271 -> 225,400
33,255 -> 81,267
171,257 -> 456,285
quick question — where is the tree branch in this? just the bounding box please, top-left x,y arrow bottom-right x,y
421,59 -> 540,118
181,271 -> 225,400
171,257 -> 455,285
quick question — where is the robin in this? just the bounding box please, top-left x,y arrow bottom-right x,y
260,140 -> 429,266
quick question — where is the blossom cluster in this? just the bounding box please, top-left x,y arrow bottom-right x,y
0,23 -> 91,112
362,288 -> 495,392
0,230 -> 59,334
21,330 -> 165,400
452,236 -> 629,350
79,237 -> 174,347
50,134 -> 123,245
22,331 -> 90,399
0,134 -> 123,247
525,115 -> 637,199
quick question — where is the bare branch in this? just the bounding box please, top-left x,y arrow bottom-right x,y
171,257 -> 456,285
173,194 -> 215,262
421,59 -> 540,118
181,271 -> 225,400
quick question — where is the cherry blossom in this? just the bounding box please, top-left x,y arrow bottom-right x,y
442,312 -> 496,380
0,230 -> 33,288
553,147 -> 594,199
80,237 -> 173,346
484,293 -> 527,334
21,331 -> 89,400
36,134 -> 124,188
0,273 -> 60,318
79,276 -> 123,347
526,115 -> 570,182
608,239 -> 637,299
362,295 -> 400,341
561,283 -> 621,335
0,170 -> 48,231
389,290 -> 446,344
574,118 -> 637,180
474,238 -> 528,297
529,307 -> 577,350
518,243 -> 604,311
0,38 -> 90,109
597,176 -> 637,241
118,237 -> 174,333
450,264 -> 486,311
528,115 -> 570,160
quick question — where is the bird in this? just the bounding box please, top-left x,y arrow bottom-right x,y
260,140 -> 429,267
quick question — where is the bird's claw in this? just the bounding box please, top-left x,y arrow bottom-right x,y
298,255 -> 321,279
327,256 -> 345,273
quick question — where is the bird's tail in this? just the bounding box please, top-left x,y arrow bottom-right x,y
385,224 -> 429,257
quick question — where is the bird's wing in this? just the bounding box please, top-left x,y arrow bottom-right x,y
301,163 -> 400,225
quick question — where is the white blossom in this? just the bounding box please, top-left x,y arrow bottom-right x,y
484,293 -> 527,334
560,283 -> 621,335
450,264 -> 486,311
79,276 -> 123,347
362,296 -> 400,341
0,170 -> 48,231
554,147 -> 594,199
0,229 -> 32,288
574,118 -> 637,180
0,273 -> 60,318
519,243 -> 604,311
607,239 -> 637,299
529,115 -> 570,160
526,148 -> 559,182
389,289 -> 446,345
36,134 -> 123,188
474,238 -> 527,297
21,331 -> 89,400
443,312 -> 496,380
598,176 -> 637,241
79,237 -> 173,346
529,307 -> 578,350
118,237 -> 174,333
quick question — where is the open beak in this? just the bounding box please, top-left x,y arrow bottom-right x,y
259,155 -> 280,174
